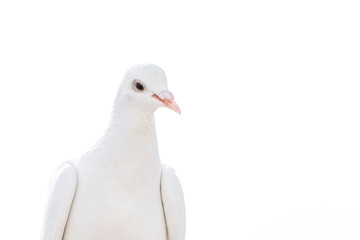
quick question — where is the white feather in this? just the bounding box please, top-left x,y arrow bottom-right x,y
161,165 -> 186,240
41,163 -> 77,240
42,64 -> 185,240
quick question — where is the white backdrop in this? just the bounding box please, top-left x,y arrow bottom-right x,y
0,0 -> 359,239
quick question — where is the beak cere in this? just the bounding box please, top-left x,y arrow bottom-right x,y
152,90 -> 181,114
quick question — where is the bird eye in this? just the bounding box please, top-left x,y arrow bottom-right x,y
132,80 -> 145,92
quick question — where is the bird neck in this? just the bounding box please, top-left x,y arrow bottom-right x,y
107,108 -> 157,145
92,103 -> 160,164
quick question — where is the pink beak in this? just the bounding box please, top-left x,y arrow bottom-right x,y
152,90 -> 181,114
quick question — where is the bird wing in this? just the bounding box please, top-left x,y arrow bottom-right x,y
42,162 -> 77,240
161,165 -> 186,240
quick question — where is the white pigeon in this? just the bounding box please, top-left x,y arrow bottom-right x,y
42,64 -> 186,240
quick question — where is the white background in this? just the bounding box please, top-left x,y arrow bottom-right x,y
0,0 -> 359,239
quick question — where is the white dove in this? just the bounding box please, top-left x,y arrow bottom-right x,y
42,64 -> 186,240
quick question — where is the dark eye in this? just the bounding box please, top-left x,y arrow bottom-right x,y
136,82 -> 144,91
133,80 -> 145,92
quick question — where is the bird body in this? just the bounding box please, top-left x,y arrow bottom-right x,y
42,64 -> 185,240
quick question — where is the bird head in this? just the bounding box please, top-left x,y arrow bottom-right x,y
117,64 -> 181,114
